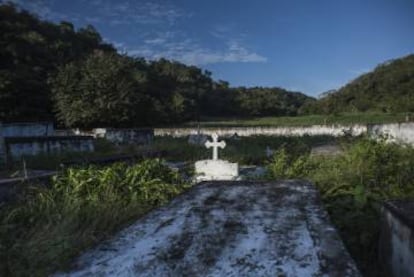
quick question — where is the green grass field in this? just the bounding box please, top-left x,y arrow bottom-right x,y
181,112 -> 410,127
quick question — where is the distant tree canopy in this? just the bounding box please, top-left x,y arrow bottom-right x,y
201,86 -> 313,118
0,3 -> 115,122
2,3 -> 414,127
50,52 -> 149,128
302,55 -> 414,115
0,3 -> 313,127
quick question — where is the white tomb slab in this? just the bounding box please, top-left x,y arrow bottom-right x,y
54,181 -> 361,277
195,133 -> 239,181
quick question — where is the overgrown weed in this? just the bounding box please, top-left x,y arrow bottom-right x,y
0,159 -> 189,277
266,138 -> 414,276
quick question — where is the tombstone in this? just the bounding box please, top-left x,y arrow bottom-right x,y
194,133 -> 238,181
188,133 -> 209,145
265,145 -> 274,158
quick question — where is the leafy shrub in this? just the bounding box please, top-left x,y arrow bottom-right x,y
0,159 -> 189,277
266,138 -> 414,276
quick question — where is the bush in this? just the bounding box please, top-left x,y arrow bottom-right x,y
266,138 -> 414,276
0,159 -> 189,277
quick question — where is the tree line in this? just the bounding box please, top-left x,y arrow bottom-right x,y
4,3 -> 412,128
0,3 -> 313,128
302,54 -> 414,114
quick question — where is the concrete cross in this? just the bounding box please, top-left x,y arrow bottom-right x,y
205,133 -> 226,160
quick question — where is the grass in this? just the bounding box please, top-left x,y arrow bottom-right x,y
0,160 -> 189,277
265,138 -> 414,277
2,134 -> 412,277
180,112 -> 410,127
151,135 -> 339,164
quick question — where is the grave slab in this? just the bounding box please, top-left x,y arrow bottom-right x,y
55,181 -> 361,277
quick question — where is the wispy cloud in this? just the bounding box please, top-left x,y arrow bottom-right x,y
126,36 -> 267,65
348,68 -> 370,75
7,0 -> 80,22
9,0 -> 267,65
87,0 -> 189,26
7,0 -> 189,26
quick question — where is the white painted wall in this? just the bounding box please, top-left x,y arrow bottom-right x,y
154,125 -> 368,138
75,128 -> 154,145
155,123 -> 414,145
368,123 -> 414,145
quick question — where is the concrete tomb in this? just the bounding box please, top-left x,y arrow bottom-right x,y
195,133 -> 239,181
379,200 -> 414,277
54,181 -> 361,277
0,122 -> 94,164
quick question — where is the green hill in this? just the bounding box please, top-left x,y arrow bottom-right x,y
303,54 -> 414,114
0,3 -> 312,127
0,4 -> 116,122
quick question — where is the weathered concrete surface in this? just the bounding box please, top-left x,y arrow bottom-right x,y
74,128 -> 153,145
155,123 -> 414,145
1,122 -> 54,137
195,160 -> 239,181
368,122 -> 414,145
155,125 -> 367,138
379,200 -> 414,277
56,181 -> 360,277
5,136 -> 94,161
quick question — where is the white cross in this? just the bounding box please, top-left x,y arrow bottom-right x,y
205,133 -> 226,160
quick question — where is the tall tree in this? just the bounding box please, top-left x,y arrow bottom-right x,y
0,3 -> 115,122
50,51 -> 151,127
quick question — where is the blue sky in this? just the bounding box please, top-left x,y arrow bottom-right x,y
6,0 -> 414,96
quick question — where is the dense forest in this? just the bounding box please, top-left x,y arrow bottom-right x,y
2,3 -> 413,128
0,3 -> 312,127
302,54 -> 414,114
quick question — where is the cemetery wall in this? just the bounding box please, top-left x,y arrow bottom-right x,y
75,128 -> 153,145
94,128 -> 153,145
1,122 -> 54,137
5,136 -> 94,161
155,122 -> 414,145
154,125 -> 368,137
367,122 -> 414,145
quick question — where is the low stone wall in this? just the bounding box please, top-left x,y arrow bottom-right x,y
154,125 -> 368,137
379,200 -> 414,277
75,128 -> 154,145
1,122 -> 54,137
155,123 -> 414,145
94,128 -> 153,145
368,123 -> 414,145
5,136 -> 94,161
